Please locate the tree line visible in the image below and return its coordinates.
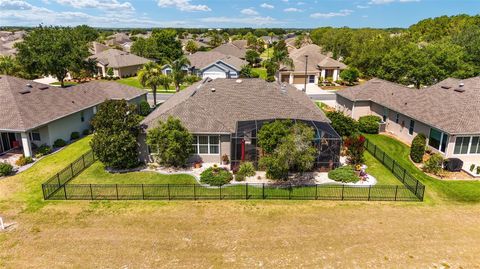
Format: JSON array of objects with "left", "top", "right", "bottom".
[{"left": 311, "top": 14, "right": 480, "bottom": 88}]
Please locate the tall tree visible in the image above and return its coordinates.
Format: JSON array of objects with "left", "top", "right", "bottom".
[
  {"left": 15, "top": 26, "right": 93, "bottom": 87},
  {"left": 170, "top": 56, "right": 191, "bottom": 92},
  {"left": 131, "top": 29, "right": 182, "bottom": 64},
  {"left": 0, "top": 56, "right": 19, "bottom": 75},
  {"left": 185, "top": 40, "right": 198, "bottom": 54},
  {"left": 138, "top": 62, "right": 163, "bottom": 106}
]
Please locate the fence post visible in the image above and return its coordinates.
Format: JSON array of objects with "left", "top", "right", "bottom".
[
  {"left": 90, "top": 184, "right": 93, "bottom": 200},
  {"left": 289, "top": 184, "right": 292, "bottom": 200},
  {"left": 368, "top": 185, "right": 371, "bottom": 201},
  {"left": 193, "top": 184, "right": 196, "bottom": 200},
  {"left": 245, "top": 183, "right": 248, "bottom": 200},
  {"left": 167, "top": 184, "right": 171, "bottom": 200},
  {"left": 142, "top": 184, "right": 145, "bottom": 200},
  {"left": 63, "top": 184, "right": 68, "bottom": 200},
  {"left": 116, "top": 184, "right": 119, "bottom": 200},
  {"left": 315, "top": 184, "right": 318, "bottom": 200},
  {"left": 382, "top": 151, "right": 385, "bottom": 163},
  {"left": 70, "top": 163, "right": 74, "bottom": 177},
  {"left": 341, "top": 185, "right": 345, "bottom": 200},
  {"left": 373, "top": 144, "right": 377, "bottom": 156},
  {"left": 57, "top": 173, "right": 61, "bottom": 186},
  {"left": 414, "top": 180, "right": 419, "bottom": 196},
  {"left": 219, "top": 185, "right": 222, "bottom": 200},
  {"left": 392, "top": 160, "right": 396, "bottom": 173},
  {"left": 82, "top": 155, "right": 86, "bottom": 168},
  {"left": 403, "top": 168, "right": 406, "bottom": 182},
  {"left": 262, "top": 183, "right": 265, "bottom": 199},
  {"left": 394, "top": 185, "right": 398, "bottom": 201}
]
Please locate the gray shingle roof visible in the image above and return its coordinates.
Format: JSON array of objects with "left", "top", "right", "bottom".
[
  {"left": 336, "top": 77, "right": 480, "bottom": 134},
  {"left": 0, "top": 75, "right": 147, "bottom": 132},
  {"left": 89, "top": 49, "right": 150, "bottom": 68},
  {"left": 187, "top": 51, "right": 247, "bottom": 71},
  {"left": 282, "top": 44, "right": 347, "bottom": 72},
  {"left": 142, "top": 78, "right": 330, "bottom": 133},
  {"left": 211, "top": 42, "right": 247, "bottom": 59}
]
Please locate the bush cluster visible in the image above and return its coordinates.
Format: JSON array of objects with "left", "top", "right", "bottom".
[
  {"left": 423, "top": 153, "right": 444, "bottom": 175},
  {"left": 325, "top": 111, "right": 359, "bottom": 137},
  {"left": 70, "top": 132, "right": 80, "bottom": 140},
  {"left": 35, "top": 144, "right": 52, "bottom": 158},
  {"left": 200, "top": 166, "right": 233, "bottom": 186},
  {"left": 238, "top": 162, "right": 256, "bottom": 177},
  {"left": 410, "top": 133, "right": 427, "bottom": 163},
  {"left": 53, "top": 139, "right": 67, "bottom": 148},
  {"left": 15, "top": 156, "right": 33, "bottom": 166},
  {"left": 0, "top": 163, "right": 13, "bottom": 176},
  {"left": 82, "top": 129, "right": 91, "bottom": 136},
  {"left": 328, "top": 166, "right": 359, "bottom": 183},
  {"left": 358, "top": 115, "right": 382, "bottom": 134},
  {"left": 137, "top": 101, "right": 151, "bottom": 116}
]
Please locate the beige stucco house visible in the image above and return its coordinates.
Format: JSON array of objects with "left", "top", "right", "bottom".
[
  {"left": 336, "top": 77, "right": 480, "bottom": 170},
  {"left": 0, "top": 75, "right": 147, "bottom": 158},
  {"left": 89, "top": 49, "right": 151, "bottom": 78},
  {"left": 277, "top": 44, "right": 347, "bottom": 86},
  {"left": 140, "top": 78, "right": 341, "bottom": 170}
]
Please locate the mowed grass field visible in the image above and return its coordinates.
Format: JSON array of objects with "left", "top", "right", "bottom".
[{"left": 1, "top": 136, "right": 480, "bottom": 267}]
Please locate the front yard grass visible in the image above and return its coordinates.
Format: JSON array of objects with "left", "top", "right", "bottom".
[
  {"left": 71, "top": 161, "right": 197, "bottom": 185},
  {"left": 364, "top": 133, "right": 480, "bottom": 203},
  {"left": 252, "top": 67, "right": 267, "bottom": 79},
  {"left": 116, "top": 76, "right": 188, "bottom": 92}
]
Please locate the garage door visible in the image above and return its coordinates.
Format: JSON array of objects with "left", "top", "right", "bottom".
[
  {"left": 293, "top": 75, "right": 307, "bottom": 84},
  {"left": 203, "top": 72, "right": 227, "bottom": 80}
]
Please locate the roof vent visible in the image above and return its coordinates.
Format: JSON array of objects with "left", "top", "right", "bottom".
[
  {"left": 454, "top": 88, "right": 465, "bottom": 93},
  {"left": 19, "top": 89, "right": 31, "bottom": 94},
  {"left": 459, "top": 82, "right": 465, "bottom": 87},
  {"left": 26, "top": 84, "right": 32, "bottom": 88},
  {"left": 280, "top": 83, "right": 287, "bottom": 94},
  {"left": 39, "top": 86, "right": 49, "bottom": 90},
  {"left": 211, "top": 88, "right": 216, "bottom": 92},
  {"left": 236, "top": 79, "right": 242, "bottom": 83},
  {"left": 441, "top": 85, "right": 451, "bottom": 89}
]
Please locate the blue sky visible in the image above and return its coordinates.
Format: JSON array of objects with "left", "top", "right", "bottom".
[{"left": 0, "top": 0, "right": 479, "bottom": 28}]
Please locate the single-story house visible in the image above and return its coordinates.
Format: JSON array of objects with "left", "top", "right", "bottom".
[
  {"left": 278, "top": 44, "right": 347, "bottom": 85},
  {"left": 180, "top": 39, "right": 210, "bottom": 52},
  {"left": 186, "top": 51, "right": 247, "bottom": 79},
  {"left": 140, "top": 78, "right": 341, "bottom": 170},
  {"left": 0, "top": 75, "right": 147, "bottom": 158},
  {"left": 336, "top": 77, "right": 480, "bottom": 168},
  {"left": 211, "top": 41, "right": 247, "bottom": 59},
  {"left": 89, "top": 49, "right": 151, "bottom": 78}
]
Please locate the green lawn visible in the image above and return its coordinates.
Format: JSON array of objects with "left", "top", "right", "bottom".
[
  {"left": 364, "top": 152, "right": 402, "bottom": 185},
  {"left": 260, "top": 47, "right": 274, "bottom": 60},
  {"left": 116, "top": 76, "right": 188, "bottom": 92},
  {"left": 71, "top": 161, "right": 197, "bottom": 185},
  {"left": 50, "top": 81, "right": 78, "bottom": 87},
  {"left": 364, "top": 134, "right": 480, "bottom": 203},
  {"left": 252, "top": 67, "right": 267, "bottom": 79}
]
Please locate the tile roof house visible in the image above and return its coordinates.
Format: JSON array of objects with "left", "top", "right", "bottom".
[
  {"left": 0, "top": 75, "right": 147, "bottom": 158},
  {"left": 278, "top": 44, "right": 347, "bottom": 86},
  {"left": 336, "top": 77, "right": 480, "bottom": 171},
  {"left": 88, "top": 49, "right": 151, "bottom": 78},
  {"left": 140, "top": 78, "right": 341, "bottom": 169}
]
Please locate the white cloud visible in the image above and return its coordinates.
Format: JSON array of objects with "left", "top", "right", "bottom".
[
  {"left": 356, "top": 5, "right": 369, "bottom": 8},
  {"left": 157, "top": 0, "right": 211, "bottom": 12},
  {"left": 297, "top": 1, "right": 305, "bottom": 5},
  {"left": 0, "top": 0, "right": 38, "bottom": 10},
  {"left": 284, "top": 7, "right": 302, "bottom": 12},
  {"left": 310, "top": 9, "right": 353, "bottom": 18},
  {"left": 369, "top": 0, "right": 419, "bottom": 4},
  {"left": 260, "top": 3, "right": 274, "bottom": 9},
  {"left": 55, "top": 0, "right": 134, "bottom": 11},
  {"left": 200, "top": 16, "right": 278, "bottom": 26},
  {"left": 241, "top": 8, "right": 258, "bottom": 16}
]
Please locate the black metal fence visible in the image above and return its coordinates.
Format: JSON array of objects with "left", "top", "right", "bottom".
[
  {"left": 364, "top": 139, "right": 425, "bottom": 201},
  {"left": 41, "top": 140, "right": 425, "bottom": 201}
]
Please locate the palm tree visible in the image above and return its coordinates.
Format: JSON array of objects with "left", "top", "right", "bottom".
[
  {"left": 138, "top": 62, "right": 163, "bottom": 106},
  {"left": 158, "top": 74, "right": 172, "bottom": 92},
  {"left": 271, "top": 49, "right": 294, "bottom": 69},
  {"left": 170, "top": 56, "right": 191, "bottom": 92}
]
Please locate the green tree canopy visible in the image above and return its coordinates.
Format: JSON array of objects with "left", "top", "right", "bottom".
[
  {"left": 131, "top": 29, "right": 182, "bottom": 64},
  {"left": 138, "top": 62, "right": 163, "bottom": 106}
]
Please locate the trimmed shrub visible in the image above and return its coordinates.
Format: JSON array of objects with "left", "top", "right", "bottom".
[
  {"left": 477, "top": 166, "right": 480, "bottom": 175},
  {"left": 423, "top": 153, "right": 444, "bottom": 176},
  {"left": 238, "top": 162, "right": 256, "bottom": 177},
  {"left": 137, "top": 101, "right": 151, "bottom": 116},
  {"left": 410, "top": 133, "right": 427, "bottom": 163},
  {"left": 235, "top": 173, "right": 246, "bottom": 182},
  {"left": 15, "top": 156, "right": 33, "bottom": 166},
  {"left": 200, "top": 166, "right": 233, "bottom": 186},
  {"left": 70, "top": 132, "right": 80, "bottom": 140},
  {"left": 358, "top": 115, "right": 382, "bottom": 134},
  {"left": 328, "top": 166, "right": 359, "bottom": 183},
  {"left": 325, "top": 111, "right": 359, "bottom": 137},
  {"left": 0, "top": 163, "right": 13, "bottom": 176},
  {"left": 35, "top": 144, "right": 52, "bottom": 158},
  {"left": 53, "top": 139, "right": 67, "bottom": 148},
  {"left": 259, "top": 155, "right": 289, "bottom": 180},
  {"left": 82, "top": 129, "right": 91, "bottom": 136},
  {"left": 344, "top": 134, "right": 366, "bottom": 166}
]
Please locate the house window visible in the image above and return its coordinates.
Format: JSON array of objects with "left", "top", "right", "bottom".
[
  {"left": 308, "top": 75, "right": 315, "bottom": 83},
  {"left": 192, "top": 135, "right": 220, "bottom": 155},
  {"left": 408, "top": 120, "right": 415, "bottom": 135},
  {"left": 80, "top": 111, "right": 85, "bottom": 122},
  {"left": 454, "top": 136, "right": 480, "bottom": 155},
  {"left": 395, "top": 113, "right": 400, "bottom": 124},
  {"left": 428, "top": 128, "right": 448, "bottom": 153},
  {"left": 29, "top": 132, "right": 41, "bottom": 141}
]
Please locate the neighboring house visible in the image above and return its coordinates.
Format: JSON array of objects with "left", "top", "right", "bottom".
[
  {"left": 278, "top": 44, "right": 347, "bottom": 85},
  {"left": 89, "top": 49, "right": 151, "bottom": 78},
  {"left": 260, "top": 35, "right": 280, "bottom": 45},
  {"left": 336, "top": 77, "right": 480, "bottom": 170},
  {"left": 89, "top": 41, "right": 110, "bottom": 55},
  {"left": 186, "top": 51, "right": 247, "bottom": 79},
  {"left": 211, "top": 41, "right": 247, "bottom": 59},
  {"left": 0, "top": 39, "right": 21, "bottom": 57},
  {"left": 140, "top": 78, "right": 341, "bottom": 169},
  {"left": 0, "top": 75, "right": 147, "bottom": 158},
  {"left": 105, "top": 32, "right": 131, "bottom": 47}
]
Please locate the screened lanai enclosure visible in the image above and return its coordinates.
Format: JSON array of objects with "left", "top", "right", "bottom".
[{"left": 230, "top": 119, "right": 342, "bottom": 171}]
